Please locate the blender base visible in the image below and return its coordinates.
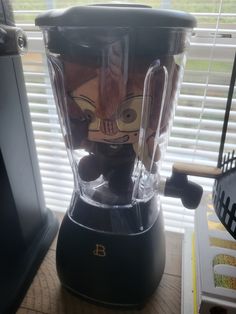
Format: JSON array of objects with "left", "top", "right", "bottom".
[{"left": 56, "top": 197, "right": 166, "bottom": 307}]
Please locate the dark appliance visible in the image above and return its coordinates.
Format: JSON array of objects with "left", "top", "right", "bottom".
[
  {"left": 36, "top": 4, "right": 200, "bottom": 307},
  {"left": 0, "top": 1, "right": 58, "bottom": 313}
]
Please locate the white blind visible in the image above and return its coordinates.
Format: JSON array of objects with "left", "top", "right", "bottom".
[{"left": 12, "top": 0, "right": 236, "bottom": 232}]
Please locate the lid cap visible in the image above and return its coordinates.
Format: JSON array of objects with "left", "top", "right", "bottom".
[{"left": 35, "top": 5, "right": 196, "bottom": 28}]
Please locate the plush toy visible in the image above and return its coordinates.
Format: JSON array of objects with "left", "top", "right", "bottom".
[{"left": 51, "top": 37, "right": 179, "bottom": 198}]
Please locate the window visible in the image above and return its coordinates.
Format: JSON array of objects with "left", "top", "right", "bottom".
[{"left": 12, "top": 0, "right": 236, "bottom": 232}]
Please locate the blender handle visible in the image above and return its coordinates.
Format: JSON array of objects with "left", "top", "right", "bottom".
[
  {"left": 162, "top": 163, "right": 222, "bottom": 209},
  {"left": 162, "top": 162, "right": 222, "bottom": 209},
  {"left": 172, "top": 162, "right": 222, "bottom": 178}
]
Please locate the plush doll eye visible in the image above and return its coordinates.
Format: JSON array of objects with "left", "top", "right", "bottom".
[
  {"left": 117, "top": 96, "right": 142, "bottom": 132},
  {"left": 72, "top": 96, "right": 100, "bottom": 131},
  {"left": 84, "top": 109, "right": 96, "bottom": 123},
  {"left": 120, "top": 108, "right": 137, "bottom": 124}
]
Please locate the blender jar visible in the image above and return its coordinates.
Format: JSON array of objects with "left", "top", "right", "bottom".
[
  {"left": 37, "top": 6, "right": 194, "bottom": 209},
  {"left": 36, "top": 5, "right": 196, "bottom": 306}
]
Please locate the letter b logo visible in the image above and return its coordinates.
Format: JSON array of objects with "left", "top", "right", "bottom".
[{"left": 93, "top": 244, "right": 106, "bottom": 257}]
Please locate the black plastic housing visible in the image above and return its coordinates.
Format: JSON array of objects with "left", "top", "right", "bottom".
[
  {"left": 56, "top": 196, "right": 166, "bottom": 307},
  {"left": 0, "top": 1, "right": 59, "bottom": 313}
]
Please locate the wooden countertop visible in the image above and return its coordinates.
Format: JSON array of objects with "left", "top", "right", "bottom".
[{"left": 17, "top": 213, "right": 183, "bottom": 314}]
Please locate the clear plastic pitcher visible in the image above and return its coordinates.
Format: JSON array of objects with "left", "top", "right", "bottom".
[{"left": 36, "top": 5, "right": 196, "bottom": 234}]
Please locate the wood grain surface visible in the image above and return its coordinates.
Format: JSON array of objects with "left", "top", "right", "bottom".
[{"left": 17, "top": 213, "right": 183, "bottom": 314}]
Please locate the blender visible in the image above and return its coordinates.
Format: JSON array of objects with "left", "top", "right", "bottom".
[{"left": 36, "top": 4, "right": 198, "bottom": 307}]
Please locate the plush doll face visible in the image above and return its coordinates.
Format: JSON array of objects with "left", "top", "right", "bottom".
[
  {"left": 63, "top": 53, "right": 177, "bottom": 149},
  {"left": 63, "top": 39, "right": 155, "bottom": 145},
  {"left": 71, "top": 74, "right": 144, "bottom": 144}
]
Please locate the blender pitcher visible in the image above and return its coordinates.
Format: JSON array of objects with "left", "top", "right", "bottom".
[{"left": 36, "top": 5, "right": 196, "bottom": 306}]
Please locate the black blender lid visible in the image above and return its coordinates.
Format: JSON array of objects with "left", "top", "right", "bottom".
[
  {"left": 35, "top": 4, "right": 196, "bottom": 28},
  {"left": 36, "top": 4, "right": 196, "bottom": 58}
]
